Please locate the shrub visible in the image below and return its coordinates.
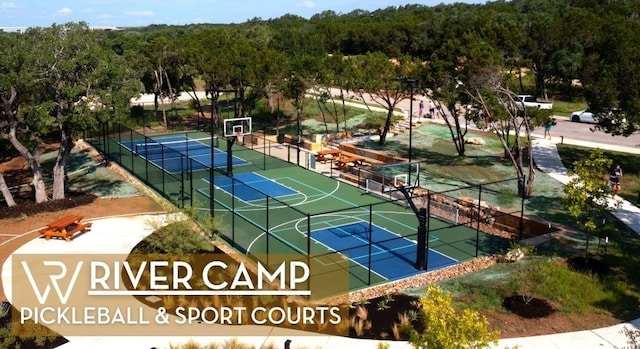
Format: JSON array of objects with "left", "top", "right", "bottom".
[
  {"left": 133, "top": 219, "right": 215, "bottom": 254},
  {"left": 408, "top": 285, "right": 499, "bottom": 349}
]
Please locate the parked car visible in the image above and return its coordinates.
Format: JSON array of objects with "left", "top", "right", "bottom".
[
  {"left": 514, "top": 95, "right": 553, "bottom": 110},
  {"left": 570, "top": 109, "right": 625, "bottom": 125}
]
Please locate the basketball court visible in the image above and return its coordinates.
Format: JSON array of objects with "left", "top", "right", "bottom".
[{"left": 88, "top": 116, "right": 511, "bottom": 291}]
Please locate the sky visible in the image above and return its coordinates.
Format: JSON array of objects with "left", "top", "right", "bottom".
[{"left": 0, "top": 0, "right": 486, "bottom": 29}]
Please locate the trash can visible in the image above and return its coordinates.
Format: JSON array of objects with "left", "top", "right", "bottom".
[
  {"left": 277, "top": 134, "right": 285, "bottom": 144},
  {"left": 309, "top": 154, "right": 316, "bottom": 170}
]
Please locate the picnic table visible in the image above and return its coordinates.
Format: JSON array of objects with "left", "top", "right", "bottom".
[
  {"left": 335, "top": 156, "right": 366, "bottom": 170},
  {"left": 39, "top": 215, "right": 92, "bottom": 242},
  {"left": 316, "top": 149, "right": 341, "bottom": 163}
]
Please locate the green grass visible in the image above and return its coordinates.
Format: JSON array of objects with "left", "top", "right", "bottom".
[
  {"left": 434, "top": 247, "right": 640, "bottom": 321},
  {"left": 551, "top": 99, "right": 588, "bottom": 117}
]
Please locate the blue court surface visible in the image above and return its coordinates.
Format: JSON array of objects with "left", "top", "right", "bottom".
[
  {"left": 310, "top": 221, "right": 459, "bottom": 281},
  {"left": 120, "top": 136, "right": 248, "bottom": 173},
  {"left": 204, "top": 172, "right": 297, "bottom": 202}
]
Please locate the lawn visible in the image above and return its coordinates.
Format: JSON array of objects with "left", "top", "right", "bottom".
[{"left": 558, "top": 144, "right": 640, "bottom": 206}]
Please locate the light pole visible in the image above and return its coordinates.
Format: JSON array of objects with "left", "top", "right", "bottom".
[
  {"left": 233, "top": 63, "right": 246, "bottom": 117},
  {"left": 397, "top": 77, "right": 417, "bottom": 162}
]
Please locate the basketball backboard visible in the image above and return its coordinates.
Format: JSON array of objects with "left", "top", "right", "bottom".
[
  {"left": 365, "top": 161, "right": 420, "bottom": 194},
  {"left": 223, "top": 117, "right": 252, "bottom": 138}
]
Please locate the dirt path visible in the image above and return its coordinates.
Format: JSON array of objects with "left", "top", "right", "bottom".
[{"left": 0, "top": 195, "right": 163, "bottom": 302}]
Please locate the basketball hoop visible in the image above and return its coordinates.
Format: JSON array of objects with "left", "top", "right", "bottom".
[{"left": 235, "top": 131, "right": 244, "bottom": 144}]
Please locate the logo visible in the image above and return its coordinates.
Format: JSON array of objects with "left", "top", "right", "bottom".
[
  {"left": 21, "top": 260, "right": 83, "bottom": 304},
  {"left": 12, "top": 254, "right": 349, "bottom": 337}
]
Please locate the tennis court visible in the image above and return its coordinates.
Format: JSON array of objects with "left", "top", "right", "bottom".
[
  {"left": 120, "top": 135, "right": 248, "bottom": 173},
  {"left": 192, "top": 163, "right": 508, "bottom": 289},
  {"left": 90, "top": 124, "right": 512, "bottom": 291}
]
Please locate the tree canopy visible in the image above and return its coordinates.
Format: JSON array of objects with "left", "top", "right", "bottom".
[{"left": 2, "top": 0, "right": 640, "bottom": 204}]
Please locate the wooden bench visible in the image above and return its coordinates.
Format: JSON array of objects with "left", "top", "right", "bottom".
[
  {"left": 316, "top": 149, "right": 341, "bottom": 163},
  {"left": 40, "top": 215, "right": 92, "bottom": 242}
]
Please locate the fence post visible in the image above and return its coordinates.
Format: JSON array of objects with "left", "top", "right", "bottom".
[
  {"left": 475, "top": 184, "right": 482, "bottom": 257},
  {"left": 266, "top": 197, "right": 270, "bottom": 264},
  {"left": 368, "top": 205, "right": 373, "bottom": 286},
  {"left": 519, "top": 175, "right": 526, "bottom": 241}
]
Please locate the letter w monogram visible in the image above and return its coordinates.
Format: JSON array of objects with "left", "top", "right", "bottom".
[{"left": 21, "top": 261, "right": 84, "bottom": 305}]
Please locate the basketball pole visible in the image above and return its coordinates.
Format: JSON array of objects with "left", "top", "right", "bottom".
[
  {"left": 226, "top": 136, "right": 236, "bottom": 177},
  {"left": 396, "top": 185, "right": 427, "bottom": 270}
]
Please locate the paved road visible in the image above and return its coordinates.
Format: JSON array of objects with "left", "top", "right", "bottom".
[
  {"left": 545, "top": 117, "right": 640, "bottom": 150},
  {"left": 323, "top": 87, "right": 640, "bottom": 151}
]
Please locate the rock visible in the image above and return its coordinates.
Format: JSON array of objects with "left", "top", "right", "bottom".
[
  {"left": 499, "top": 248, "right": 525, "bottom": 263},
  {"left": 465, "top": 137, "right": 485, "bottom": 145}
]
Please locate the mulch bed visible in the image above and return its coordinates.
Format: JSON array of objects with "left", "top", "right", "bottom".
[
  {"left": 0, "top": 193, "right": 98, "bottom": 220},
  {"left": 502, "top": 296, "right": 555, "bottom": 319}
]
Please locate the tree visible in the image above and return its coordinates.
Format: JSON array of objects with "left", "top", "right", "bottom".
[
  {"left": 252, "top": 47, "right": 290, "bottom": 135},
  {"left": 283, "top": 57, "right": 317, "bottom": 144},
  {"left": 355, "top": 52, "right": 416, "bottom": 145},
  {"left": 563, "top": 148, "right": 620, "bottom": 259},
  {"left": 469, "top": 82, "right": 547, "bottom": 198},
  {"left": 421, "top": 33, "right": 504, "bottom": 157},
  {"left": 28, "top": 23, "right": 140, "bottom": 200},
  {"left": 190, "top": 27, "right": 237, "bottom": 132},
  {"left": 580, "top": 13, "right": 640, "bottom": 136},
  {"left": 408, "top": 285, "right": 499, "bottom": 349},
  {"left": 420, "top": 51, "right": 471, "bottom": 157},
  {"left": 0, "top": 173, "right": 16, "bottom": 207},
  {"left": 0, "top": 31, "right": 49, "bottom": 203}
]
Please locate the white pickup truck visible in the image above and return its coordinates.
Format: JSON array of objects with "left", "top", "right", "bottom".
[{"left": 514, "top": 94, "right": 553, "bottom": 110}]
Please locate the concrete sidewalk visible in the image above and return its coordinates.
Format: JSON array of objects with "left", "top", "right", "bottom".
[{"left": 532, "top": 136, "right": 640, "bottom": 234}]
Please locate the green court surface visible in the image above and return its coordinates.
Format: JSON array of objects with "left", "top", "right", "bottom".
[
  {"left": 90, "top": 127, "right": 511, "bottom": 292},
  {"left": 189, "top": 153, "right": 510, "bottom": 291}
]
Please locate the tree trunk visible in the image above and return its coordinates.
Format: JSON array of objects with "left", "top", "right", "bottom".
[
  {"left": 378, "top": 109, "right": 394, "bottom": 145},
  {"left": 163, "top": 69, "right": 177, "bottom": 120},
  {"left": 523, "top": 141, "right": 536, "bottom": 198},
  {"left": 315, "top": 97, "right": 329, "bottom": 134},
  {"left": 5, "top": 127, "right": 48, "bottom": 203},
  {"left": 52, "top": 128, "right": 74, "bottom": 200},
  {"left": 339, "top": 89, "right": 348, "bottom": 137},
  {"left": 266, "top": 82, "right": 276, "bottom": 114},
  {"left": 441, "top": 104, "right": 466, "bottom": 156},
  {"left": 0, "top": 173, "right": 16, "bottom": 207},
  {"left": 2, "top": 87, "right": 47, "bottom": 203}
]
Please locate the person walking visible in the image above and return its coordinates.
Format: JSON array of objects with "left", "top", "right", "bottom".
[
  {"left": 419, "top": 100, "right": 425, "bottom": 118},
  {"left": 429, "top": 100, "right": 436, "bottom": 118},
  {"left": 608, "top": 164, "right": 623, "bottom": 196},
  {"left": 544, "top": 118, "right": 556, "bottom": 139}
]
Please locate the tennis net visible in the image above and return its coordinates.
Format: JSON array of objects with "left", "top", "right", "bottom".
[{"left": 133, "top": 137, "right": 216, "bottom": 157}]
